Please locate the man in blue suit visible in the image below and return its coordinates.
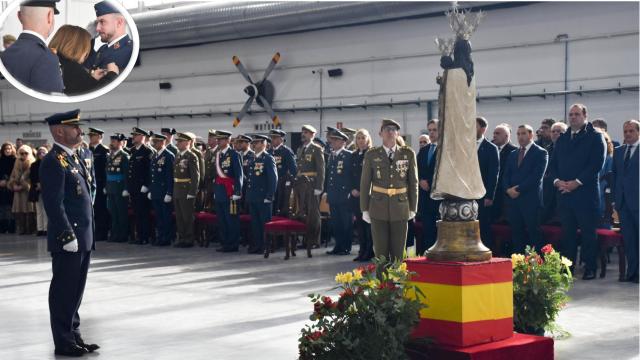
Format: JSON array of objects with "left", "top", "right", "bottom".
[
  {"left": 214, "top": 130, "right": 243, "bottom": 252},
  {"left": 40, "top": 109, "right": 100, "bottom": 357},
  {"left": 246, "top": 135, "right": 277, "bottom": 255},
  {"left": 503, "top": 125, "right": 548, "bottom": 254},
  {"left": 326, "top": 130, "right": 354, "bottom": 256},
  {"left": 417, "top": 119, "right": 441, "bottom": 254},
  {"left": 1, "top": 0, "right": 64, "bottom": 94},
  {"left": 612, "top": 120, "right": 639, "bottom": 283},
  {"left": 83, "top": 1, "right": 133, "bottom": 72},
  {"left": 476, "top": 117, "right": 500, "bottom": 250},
  {"left": 148, "top": 133, "right": 175, "bottom": 246},
  {"left": 549, "top": 104, "right": 606, "bottom": 280}
]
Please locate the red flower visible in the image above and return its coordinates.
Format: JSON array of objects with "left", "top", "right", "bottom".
[
  {"left": 536, "top": 256, "right": 544, "bottom": 265},
  {"left": 307, "top": 331, "right": 323, "bottom": 341},
  {"left": 541, "top": 244, "right": 553, "bottom": 254},
  {"left": 340, "top": 288, "right": 354, "bottom": 298},
  {"left": 358, "top": 264, "right": 377, "bottom": 274},
  {"left": 378, "top": 281, "right": 397, "bottom": 291},
  {"left": 313, "top": 301, "right": 322, "bottom": 313}
]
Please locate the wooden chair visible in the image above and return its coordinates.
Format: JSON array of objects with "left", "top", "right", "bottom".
[
  {"left": 264, "top": 219, "right": 308, "bottom": 260},
  {"left": 596, "top": 228, "right": 625, "bottom": 280},
  {"left": 194, "top": 211, "right": 217, "bottom": 247}
]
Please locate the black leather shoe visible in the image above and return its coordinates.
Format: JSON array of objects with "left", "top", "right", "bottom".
[
  {"left": 338, "top": 250, "right": 351, "bottom": 256},
  {"left": 76, "top": 339, "right": 100, "bottom": 353},
  {"left": 353, "top": 256, "right": 363, "bottom": 262},
  {"left": 582, "top": 270, "right": 596, "bottom": 280},
  {"left": 326, "top": 249, "right": 339, "bottom": 255},
  {"left": 54, "top": 344, "right": 87, "bottom": 357}
]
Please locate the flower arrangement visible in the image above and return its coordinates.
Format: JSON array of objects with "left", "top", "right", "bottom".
[
  {"left": 298, "top": 258, "right": 427, "bottom": 360},
  {"left": 512, "top": 244, "right": 573, "bottom": 336}
]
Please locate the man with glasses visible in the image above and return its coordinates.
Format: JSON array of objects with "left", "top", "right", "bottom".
[
  {"left": 536, "top": 118, "right": 555, "bottom": 153},
  {"left": 360, "top": 119, "right": 418, "bottom": 262},
  {"left": 549, "top": 104, "right": 606, "bottom": 280}
]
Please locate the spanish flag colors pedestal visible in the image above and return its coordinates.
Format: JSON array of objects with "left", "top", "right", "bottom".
[{"left": 405, "top": 257, "right": 514, "bottom": 347}]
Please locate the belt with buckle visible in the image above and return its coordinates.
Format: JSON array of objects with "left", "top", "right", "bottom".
[
  {"left": 298, "top": 172, "right": 317, "bottom": 177},
  {"left": 174, "top": 178, "right": 191, "bottom": 183},
  {"left": 372, "top": 185, "right": 407, "bottom": 196}
]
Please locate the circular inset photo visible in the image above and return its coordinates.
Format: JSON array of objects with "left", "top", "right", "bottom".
[{"left": 0, "top": 0, "right": 139, "bottom": 102}]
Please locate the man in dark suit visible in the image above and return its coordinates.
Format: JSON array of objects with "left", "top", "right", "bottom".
[
  {"left": 612, "top": 120, "right": 639, "bottom": 283},
  {"left": 83, "top": 1, "right": 133, "bottom": 72},
  {"left": 268, "top": 129, "right": 297, "bottom": 217},
  {"left": 88, "top": 128, "right": 109, "bottom": 242},
  {"left": 593, "top": 119, "right": 621, "bottom": 148},
  {"left": 127, "top": 127, "right": 155, "bottom": 245},
  {"left": 213, "top": 131, "right": 243, "bottom": 252},
  {"left": 492, "top": 123, "right": 517, "bottom": 225},
  {"left": 40, "top": 109, "right": 100, "bottom": 357},
  {"left": 503, "top": 125, "right": 548, "bottom": 253},
  {"left": 326, "top": 130, "right": 354, "bottom": 256},
  {"left": 535, "top": 118, "right": 555, "bottom": 154},
  {"left": 246, "top": 135, "right": 277, "bottom": 255},
  {"left": 149, "top": 133, "right": 175, "bottom": 246},
  {"left": 236, "top": 135, "right": 254, "bottom": 216},
  {"left": 417, "top": 119, "right": 441, "bottom": 254},
  {"left": 549, "top": 104, "right": 606, "bottom": 280},
  {"left": 1, "top": 0, "right": 64, "bottom": 93},
  {"left": 476, "top": 117, "right": 500, "bottom": 250}
]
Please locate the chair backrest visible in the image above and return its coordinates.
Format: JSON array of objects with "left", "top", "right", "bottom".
[{"left": 319, "top": 193, "right": 330, "bottom": 215}]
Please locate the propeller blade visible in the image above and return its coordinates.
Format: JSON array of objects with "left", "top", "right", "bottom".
[
  {"left": 232, "top": 55, "right": 254, "bottom": 84},
  {"left": 233, "top": 95, "right": 255, "bottom": 127},
  {"left": 261, "top": 52, "right": 281, "bottom": 82},
  {"left": 258, "top": 95, "right": 280, "bottom": 126}
]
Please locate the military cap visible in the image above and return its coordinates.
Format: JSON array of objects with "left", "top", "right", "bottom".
[
  {"left": 94, "top": 0, "right": 119, "bottom": 17},
  {"left": 175, "top": 132, "right": 193, "bottom": 142},
  {"left": 160, "top": 128, "right": 176, "bottom": 135},
  {"left": 131, "top": 127, "right": 149, "bottom": 136},
  {"left": 380, "top": 118, "right": 401, "bottom": 131},
  {"left": 151, "top": 133, "right": 167, "bottom": 141},
  {"left": 251, "top": 134, "right": 270, "bottom": 142},
  {"left": 236, "top": 135, "right": 252, "bottom": 143},
  {"left": 208, "top": 129, "right": 217, "bottom": 137},
  {"left": 110, "top": 133, "right": 126, "bottom": 141},
  {"left": 45, "top": 109, "right": 81, "bottom": 125},
  {"left": 184, "top": 132, "right": 197, "bottom": 141},
  {"left": 329, "top": 130, "right": 348, "bottom": 141},
  {"left": 302, "top": 125, "right": 317, "bottom": 133},
  {"left": 342, "top": 127, "right": 357, "bottom": 135},
  {"left": 215, "top": 130, "right": 232, "bottom": 139},
  {"left": 325, "top": 126, "right": 339, "bottom": 135},
  {"left": 87, "top": 127, "right": 104, "bottom": 136},
  {"left": 22, "top": 0, "right": 60, "bottom": 15},
  {"left": 269, "top": 129, "right": 286, "bottom": 137},
  {"left": 313, "top": 137, "right": 327, "bottom": 148}
]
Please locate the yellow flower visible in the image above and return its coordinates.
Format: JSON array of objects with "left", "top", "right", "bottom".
[
  {"left": 366, "top": 279, "right": 379, "bottom": 288},
  {"left": 352, "top": 269, "right": 363, "bottom": 281},
  {"left": 335, "top": 272, "right": 353, "bottom": 284},
  {"left": 398, "top": 262, "right": 408, "bottom": 274},
  {"left": 511, "top": 254, "right": 525, "bottom": 269},
  {"left": 561, "top": 257, "right": 573, "bottom": 268}
]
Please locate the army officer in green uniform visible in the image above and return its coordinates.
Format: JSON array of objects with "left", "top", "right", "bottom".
[
  {"left": 360, "top": 119, "right": 418, "bottom": 262},
  {"left": 173, "top": 132, "right": 200, "bottom": 247}
]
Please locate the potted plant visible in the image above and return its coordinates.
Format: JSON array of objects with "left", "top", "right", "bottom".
[
  {"left": 298, "top": 258, "right": 427, "bottom": 360},
  {"left": 512, "top": 244, "right": 573, "bottom": 336}
]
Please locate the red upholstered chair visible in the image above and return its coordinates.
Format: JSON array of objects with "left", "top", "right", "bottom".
[
  {"left": 491, "top": 223, "right": 512, "bottom": 256},
  {"left": 596, "top": 228, "right": 625, "bottom": 280},
  {"left": 270, "top": 215, "right": 288, "bottom": 222},
  {"left": 194, "top": 211, "right": 218, "bottom": 247},
  {"left": 540, "top": 225, "right": 563, "bottom": 247},
  {"left": 239, "top": 214, "right": 252, "bottom": 247},
  {"left": 264, "top": 219, "right": 307, "bottom": 260}
]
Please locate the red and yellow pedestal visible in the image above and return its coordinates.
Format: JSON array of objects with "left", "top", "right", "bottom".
[{"left": 406, "top": 257, "right": 513, "bottom": 347}]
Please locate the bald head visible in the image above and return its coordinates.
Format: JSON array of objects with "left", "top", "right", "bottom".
[{"left": 18, "top": 6, "right": 55, "bottom": 38}]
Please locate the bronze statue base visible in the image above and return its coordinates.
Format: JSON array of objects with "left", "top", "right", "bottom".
[{"left": 425, "top": 220, "right": 492, "bottom": 262}]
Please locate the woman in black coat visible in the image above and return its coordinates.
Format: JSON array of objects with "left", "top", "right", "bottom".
[
  {"left": 49, "top": 25, "right": 119, "bottom": 96},
  {"left": 0, "top": 142, "right": 16, "bottom": 233},
  {"left": 29, "top": 147, "right": 48, "bottom": 236},
  {"left": 351, "top": 129, "right": 374, "bottom": 262}
]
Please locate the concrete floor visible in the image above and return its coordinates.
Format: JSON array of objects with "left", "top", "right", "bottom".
[{"left": 0, "top": 233, "right": 638, "bottom": 360}]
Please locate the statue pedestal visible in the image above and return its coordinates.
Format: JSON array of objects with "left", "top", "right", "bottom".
[{"left": 406, "top": 257, "right": 513, "bottom": 347}]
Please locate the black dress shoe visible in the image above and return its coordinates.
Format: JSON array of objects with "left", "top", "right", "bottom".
[
  {"left": 54, "top": 344, "right": 87, "bottom": 357},
  {"left": 326, "top": 249, "right": 340, "bottom": 255},
  {"left": 353, "top": 255, "right": 363, "bottom": 262},
  {"left": 76, "top": 339, "right": 100, "bottom": 353},
  {"left": 338, "top": 250, "right": 351, "bottom": 256},
  {"left": 582, "top": 270, "right": 596, "bottom": 280}
]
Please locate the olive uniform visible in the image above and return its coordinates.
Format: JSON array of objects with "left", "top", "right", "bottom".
[
  {"left": 173, "top": 133, "right": 200, "bottom": 247},
  {"left": 360, "top": 119, "right": 418, "bottom": 262},
  {"left": 203, "top": 130, "right": 218, "bottom": 211}
]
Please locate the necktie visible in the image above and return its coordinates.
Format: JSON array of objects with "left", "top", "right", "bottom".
[
  {"left": 517, "top": 146, "right": 526, "bottom": 167},
  {"left": 388, "top": 150, "right": 394, "bottom": 162},
  {"left": 624, "top": 145, "right": 633, "bottom": 169}
]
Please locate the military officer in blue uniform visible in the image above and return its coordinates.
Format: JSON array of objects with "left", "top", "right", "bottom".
[
  {"left": 106, "top": 133, "right": 130, "bottom": 243},
  {"left": 246, "top": 135, "right": 277, "bottom": 256},
  {"left": 236, "top": 134, "right": 254, "bottom": 215},
  {"left": 268, "top": 129, "right": 297, "bottom": 217},
  {"left": 83, "top": 1, "right": 133, "bottom": 72},
  {"left": 40, "top": 109, "right": 100, "bottom": 357},
  {"left": 1, "top": 0, "right": 64, "bottom": 94},
  {"left": 325, "top": 130, "right": 354, "bottom": 255},
  {"left": 127, "top": 127, "right": 155, "bottom": 245},
  {"left": 87, "top": 127, "right": 109, "bottom": 242},
  {"left": 76, "top": 142, "right": 97, "bottom": 202},
  {"left": 161, "top": 127, "right": 178, "bottom": 156},
  {"left": 213, "top": 130, "right": 243, "bottom": 252},
  {"left": 148, "top": 133, "right": 175, "bottom": 246}
]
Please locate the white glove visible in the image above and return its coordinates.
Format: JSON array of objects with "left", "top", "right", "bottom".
[
  {"left": 164, "top": 194, "right": 172, "bottom": 203},
  {"left": 63, "top": 239, "right": 78, "bottom": 252},
  {"left": 285, "top": 181, "right": 291, "bottom": 186},
  {"left": 264, "top": 199, "right": 272, "bottom": 203},
  {"left": 187, "top": 194, "right": 196, "bottom": 200},
  {"left": 122, "top": 190, "right": 129, "bottom": 197},
  {"left": 409, "top": 211, "right": 416, "bottom": 220},
  {"left": 147, "top": 193, "right": 152, "bottom": 200},
  {"left": 314, "top": 189, "right": 322, "bottom": 196},
  {"left": 362, "top": 211, "right": 371, "bottom": 224},
  {"left": 103, "top": 188, "right": 106, "bottom": 195},
  {"left": 231, "top": 195, "right": 241, "bottom": 201},
  {"left": 140, "top": 185, "right": 149, "bottom": 193}
]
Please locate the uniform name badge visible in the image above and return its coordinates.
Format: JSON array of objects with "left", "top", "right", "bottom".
[
  {"left": 337, "top": 160, "right": 343, "bottom": 174},
  {"left": 305, "top": 154, "right": 312, "bottom": 162},
  {"left": 396, "top": 159, "right": 409, "bottom": 178}
]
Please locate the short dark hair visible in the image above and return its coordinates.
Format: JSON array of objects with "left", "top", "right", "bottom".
[
  {"left": 623, "top": 119, "right": 640, "bottom": 132},
  {"left": 518, "top": 124, "right": 534, "bottom": 134},
  {"left": 541, "top": 118, "right": 555, "bottom": 127},
  {"left": 570, "top": 103, "right": 588, "bottom": 117},
  {"left": 427, "top": 119, "right": 439, "bottom": 126},
  {"left": 476, "top": 117, "right": 488, "bottom": 128},
  {"left": 592, "top": 118, "right": 608, "bottom": 130}
]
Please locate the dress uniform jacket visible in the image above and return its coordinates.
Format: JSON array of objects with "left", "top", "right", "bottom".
[
  {"left": 173, "top": 149, "right": 200, "bottom": 245},
  {"left": 89, "top": 143, "right": 109, "bottom": 241},
  {"left": 106, "top": 149, "right": 129, "bottom": 242},
  {"left": 269, "top": 144, "right": 297, "bottom": 216},
  {"left": 214, "top": 146, "right": 243, "bottom": 251},
  {"left": 240, "top": 149, "right": 255, "bottom": 214},
  {"left": 127, "top": 144, "right": 155, "bottom": 243},
  {"left": 326, "top": 148, "right": 354, "bottom": 253},
  {"left": 150, "top": 148, "right": 175, "bottom": 245},
  {"left": 293, "top": 142, "right": 325, "bottom": 247},
  {"left": 166, "top": 143, "right": 178, "bottom": 156},
  {"left": 203, "top": 146, "right": 218, "bottom": 210},
  {"left": 1, "top": 32, "right": 64, "bottom": 93},
  {"left": 84, "top": 34, "right": 133, "bottom": 71},
  {"left": 246, "top": 151, "right": 277, "bottom": 252}
]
